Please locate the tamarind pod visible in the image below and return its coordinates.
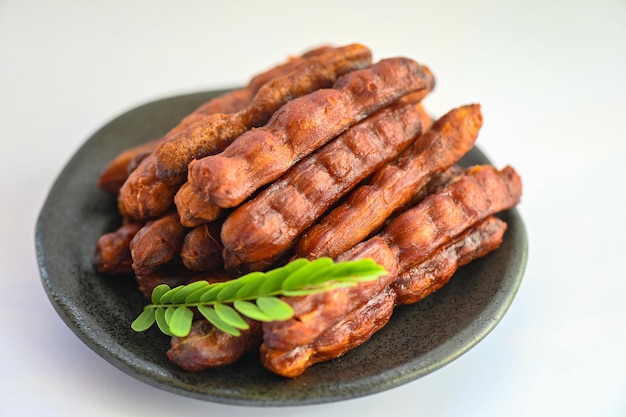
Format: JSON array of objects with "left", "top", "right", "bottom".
[
  {"left": 117, "top": 155, "right": 183, "bottom": 220},
  {"left": 261, "top": 287, "right": 396, "bottom": 378},
  {"left": 219, "top": 99, "right": 431, "bottom": 274},
  {"left": 262, "top": 236, "right": 399, "bottom": 351},
  {"left": 129, "top": 212, "right": 188, "bottom": 273},
  {"left": 295, "top": 104, "right": 482, "bottom": 260},
  {"left": 93, "top": 223, "right": 144, "bottom": 275},
  {"left": 97, "top": 139, "right": 160, "bottom": 194},
  {"left": 261, "top": 216, "right": 507, "bottom": 377},
  {"left": 162, "top": 45, "right": 335, "bottom": 138},
  {"left": 188, "top": 58, "right": 435, "bottom": 209},
  {"left": 174, "top": 182, "right": 224, "bottom": 227},
  {"left": 167, "top": 319, "right": 263, "bottom": 372},
  {"left": 392, "top": 215, "right": 507, "bottom": 305},
  {"left": 154, "top": 44, "right": 373, "bottom": 178},
  {"left": 245, "top": 45, "right": 335, "bottom": 93},
  {"left": 180, "top": 222, "right": 223, "bottom": 272},
  {"left": 385, "top": 165, "right": 521, "bottom": 272}
]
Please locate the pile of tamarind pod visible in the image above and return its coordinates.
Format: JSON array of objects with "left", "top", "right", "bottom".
[{"left": 93, "top": 42, "right": 522, "bottom": 377}]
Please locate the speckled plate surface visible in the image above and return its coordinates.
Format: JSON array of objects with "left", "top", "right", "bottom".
[{"left": 36, "top": 89, "right": 528, "bottom": 406}]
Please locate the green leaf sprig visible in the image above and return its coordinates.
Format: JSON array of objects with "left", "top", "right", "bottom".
[{"left": 131, "top": 257, "right": 386, "bottom": 338}]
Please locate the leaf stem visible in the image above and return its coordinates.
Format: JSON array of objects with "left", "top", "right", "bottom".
[{"left": 131, "top": 257, "right": 387, "bottom": 338}]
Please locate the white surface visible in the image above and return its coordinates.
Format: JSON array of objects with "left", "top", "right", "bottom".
[{"left": 1, "top": 0, "right": 625, "bottom": 416}]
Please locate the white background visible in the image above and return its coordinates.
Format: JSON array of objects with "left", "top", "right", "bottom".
[{"left": 2, "top": 0, "right": 625, "bottom": 416}]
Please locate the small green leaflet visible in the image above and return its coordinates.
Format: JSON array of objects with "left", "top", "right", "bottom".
[{"left": 131, "top": 257, "right": 386, "bottom": 338}]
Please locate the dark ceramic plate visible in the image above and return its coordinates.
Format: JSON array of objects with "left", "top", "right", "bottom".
[{"left": 36, "top": 89, "right": 528, "bottom": 407}]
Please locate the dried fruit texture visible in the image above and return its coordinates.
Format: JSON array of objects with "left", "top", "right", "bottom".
[
  {"left": 385, "top": 165, "right": 521, "bottom": 272},
  {"left": 100, "top": 85, "right": 253, "bottom": 199},
  {"left": 99, "top": 47, "right": 333, "bottom": 199},
  {"left": 261, "top": 287, "right": 396, "bottom": 378},
  {"left": 129, "top": 212, "right": 188, "bottom": 274},
  {"left": 261, "top": 164, "right": 521, "bottom": 354},
  {"left": 162, "top": 45, "right": 335, "bottom": 139},
  {"left": 261, "top": 216, "right": 507, "bottom": 377},
  {"left": 94, "top": 223, "right": 144, "bottom": 274},
  {"left": 405, "top": 164, "right": 466, "bottom": 208},
  {"left": 114, "top": 152, "right": 198, "bottom": 222},
  {"left": 154, "top": 44, "right": 373, "bottom": 179},
  {"left": 97, "top": 139, "right": 160, "bottom": 194},
  {"left": 100, "top": 63, "right": 313, "bottom": 197},
  {"left": 218, "top": 99, "right": 431, "bottom": 274},
  {"left": 168, "top": 319, "right": 263, "bottom": 371},
  {"left": 262, "top": 236, "right": 400, "bottom": 351},
  {"left": 180, "top": 223, "right": 223, "bottom": 272},
  {"left": 118, "top": 44, "right": 372, "bottom": 221},
  {"left": 173, "top": 98, "right": 427, "bottom": 233},
  {"left": 392, "top": 215, "right": 507, "bottom": 305},
  {"left": 187, "top": 57, "right": 435, "bottom": 210},
  {"left": 174, "top": 182, "right": 224, "bottom": 227},
  {"left": 296, "top": 104, "right": 483, "bottom": 260}
]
